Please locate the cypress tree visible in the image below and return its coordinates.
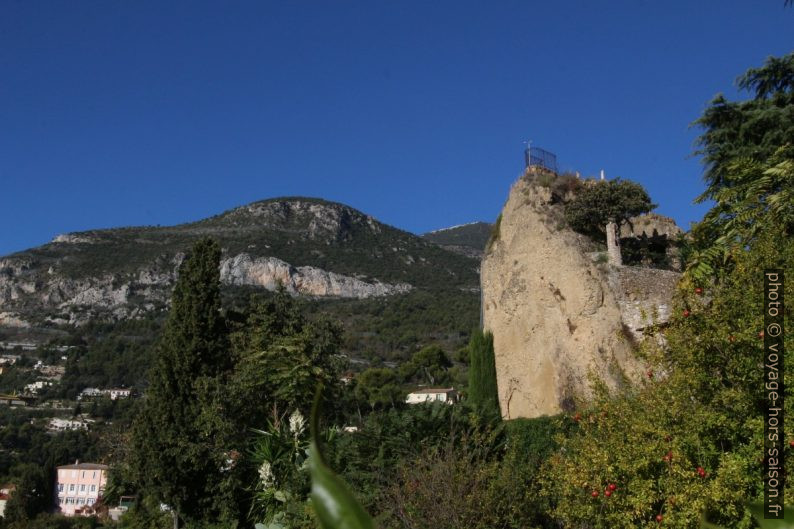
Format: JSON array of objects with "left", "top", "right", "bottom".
[
  {"left": 130, "top": 238, "right": 235, "bottom": 525},
  {"left": 467, "top": 329, "right": 500, "bottom": 417}
]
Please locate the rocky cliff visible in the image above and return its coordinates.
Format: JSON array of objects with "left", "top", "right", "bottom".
[
  {"left": 0, "top": 197, "right": 476, "bottom": 330},
  {"left": 481, "top": 174, "right": 680, "bottom": 419}
]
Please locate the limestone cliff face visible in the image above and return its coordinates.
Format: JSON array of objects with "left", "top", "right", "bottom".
[
  {"left": 219, "top": 254, "right": 412, "bottom": 298},
  {"left": 481, "top": 176, "right": 679, "bottom": 419},
  {"left": 0, "top": 253, "right": 412, "bottom": 328}
]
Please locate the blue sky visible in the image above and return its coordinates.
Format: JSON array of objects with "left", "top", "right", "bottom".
[{"left": 1, "top": 1, "right": 792, "bottom": 256}]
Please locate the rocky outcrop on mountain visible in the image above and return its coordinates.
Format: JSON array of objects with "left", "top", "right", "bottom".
[
  {"left": 226, "top": 199, "right": 383, "bottom": 241},
  {"left": 51, "top": 234, "right": 94, "bottom": 244},
  {"left": 220, "top": 254, "right": 412, "bottom": 297},
  {"left": 0, "top": 251, "right": 412, "bottom": 327},
  {"left": 481, "top": 174, "right": 680, "bottom": 419}
]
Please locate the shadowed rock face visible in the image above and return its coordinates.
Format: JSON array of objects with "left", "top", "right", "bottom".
[{"left": 481, "top": 176, "right": 679, "bottom": 419}]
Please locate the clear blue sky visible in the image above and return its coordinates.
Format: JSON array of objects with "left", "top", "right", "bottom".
[{"left": 1, "top": 1, "right": 792, "bottom": 256}]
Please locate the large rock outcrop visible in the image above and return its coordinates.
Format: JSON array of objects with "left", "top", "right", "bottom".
[
  {"left": 481, "top": 174, "right": 679, "bottom": 419},
  {"left": 220, "top": 254, "right": 412, "bottom": 298},
  {"left": 0, "top": 253, "right": 412, "bottom": 327}
]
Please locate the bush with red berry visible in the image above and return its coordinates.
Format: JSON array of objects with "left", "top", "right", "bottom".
[{"left": 539, "top": 231, "right": 793, "bottom": 528}]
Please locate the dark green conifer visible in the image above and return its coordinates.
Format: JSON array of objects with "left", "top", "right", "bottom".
[
  {"left": 467, "top": 329, "right": 500, "bottom": 417},
  {"left": 130, "top": 238, "right": 235, "bottom": 525}
]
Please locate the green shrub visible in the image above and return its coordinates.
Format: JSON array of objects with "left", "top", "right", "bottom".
[
  {"left": 486, "top": 214, "right": 502, "bottom": 251},
  {"left": 535, "top": 172, "right": 556, "bottom": 188}
]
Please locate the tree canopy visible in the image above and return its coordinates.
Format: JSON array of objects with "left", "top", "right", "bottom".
[
  {"left": 686, "top": 52, "right": 794, "bottom": 282},
  {"left": 564, "top": 179, "right": 656, "bottom": 240}
]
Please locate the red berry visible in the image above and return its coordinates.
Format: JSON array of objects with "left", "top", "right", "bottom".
[
  {"left": 604, "top": 489, "right": 612, "bottom": 497},
  {"left": 697, "top": 466, "right": 704, "bottom": 473},
  {"left": 591, "top": 490, "right": 599, "bottom": 498},
  {"left": 789, "top": 440, "right": 794, "bottom": 448},
  {"left": 647, "top": 370, "right": 654, "bottom": 379},
  {"left": 608, "top": 483, "right": 617, "bottom": 491},
  {"left": 656, "top": 514, "right": 663, "bottom": 523},
  {"left": 683, "top": 309, "right": 690, "bottom": 317},
  {"left": 695, "top": 287, "right": 703, "bottom": 295}
]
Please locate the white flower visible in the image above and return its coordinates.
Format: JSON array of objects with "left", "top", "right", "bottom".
[
  {"left": 288, "top": 409, "right": 305, "bottom": 438},
  {"left": 258, "top": 461, "right": 275, "bottom": 488}
]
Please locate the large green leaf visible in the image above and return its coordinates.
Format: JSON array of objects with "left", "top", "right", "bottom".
[{"left": 309, "top": 387, "right": 375, "bottom": 529}]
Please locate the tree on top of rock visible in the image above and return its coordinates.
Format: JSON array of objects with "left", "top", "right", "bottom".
[{"left": 564, "top": 179, "right": 655, "bottom": 265}]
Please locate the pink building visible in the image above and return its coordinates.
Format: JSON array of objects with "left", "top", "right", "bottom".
[{"left": 54, "top": 462, "right": 108, "bottom": 516}]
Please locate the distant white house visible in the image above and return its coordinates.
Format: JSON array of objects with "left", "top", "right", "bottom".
[
  {"left": 49, "top": 418, "right": 93, "bottom": 432},
  {"left": 24, "top": 380, "right": 52, "bottom": 395},
  {"left": 78, "top": 387, "right": 132, "bottom": 400},
  {"left": 108, "top": 388, "right": 131, "bottom": 400},
  {"left": 405, "top": 388, "right": 459, "bottom": 405},
  {"left": 78, "top": 388, "right": 104, "bottom": 400}
]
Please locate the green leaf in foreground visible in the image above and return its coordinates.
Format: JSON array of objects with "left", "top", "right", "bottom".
[{"left": 309, "top": 387, "right": 375, "bottom": 529}]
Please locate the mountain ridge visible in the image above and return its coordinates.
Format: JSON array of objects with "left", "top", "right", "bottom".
[{"left": 0, "top": 197, "right": 479, "bottom": 331}]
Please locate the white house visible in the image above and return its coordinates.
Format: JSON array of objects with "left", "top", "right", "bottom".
[
  {"left": 24, "top": 380, "right": 51, "bottom": 395},
  {"left": 78, "top": 387, "right": 131, "bottom": 400},
  {"left": 49, "top": 418, "right": 93, "bottom": 432},
  {"left": 405, "top": 388, "right": 459, "bottom": 405},
  {"left": 108, "top": 388, "right": 131, "bottom": 400},
  {"left": 78, "top": 388, "right": 104, "bottom": 400}
]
